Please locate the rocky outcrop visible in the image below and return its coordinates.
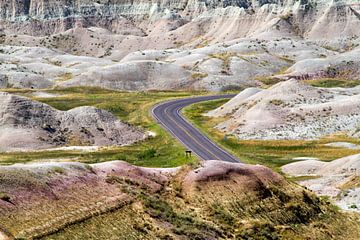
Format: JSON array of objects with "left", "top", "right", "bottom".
[
  {"left": 275, "top": 48, "right": 360, "bottom": 81},
  {"left": 0, "top": 92, "right": 145, "bottom": 152},
  {"left": 208, "top": 79, "right": 360, "bottom": 140},
  {"left": 0, "top": 0, "right": 359, "bottom": 40},
  {"left": 0, "top": 1, "right": 358, "bottom": 91},
  {"left": 282, "top": 153, "right": 360, "bottom": 211},
  {"left": 59, "top": 60, "right": 193, "bottom": 91}
]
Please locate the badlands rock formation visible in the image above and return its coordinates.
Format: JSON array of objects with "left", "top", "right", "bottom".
[
  {"left": 0, "top": 0, "right": 358, "bottom": 91},
  {"left": 0, "top": 92, "right": 145, "bottom": 152},
  {"left": 275, "top": 46, "right": 360, "bottom": 81},
  {"left": 208, "top": 79, "right": 360, "bottom": 140},
  {"left": 282, "top": 154, "right": 360, "bottom": 211},
  {"left": 1, "top": 37, "right": 354, "bottom": 91},
  {"left": 1, "top": 0, "right": 359, "bottom": 40}
]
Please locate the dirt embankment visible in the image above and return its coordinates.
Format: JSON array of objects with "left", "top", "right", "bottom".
[
  {"left": 208, "top": 79, "right": 360, "bottom": 140},
  {"left": 0, "top": 160, "right": 358, "bottom": 239},
  {"left": 0, "top": 92, "right": 145, "bottom": 152}
]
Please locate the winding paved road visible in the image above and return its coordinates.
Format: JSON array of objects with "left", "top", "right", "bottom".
[{"left": 152, "top": 95, "right": 240, "bottom": 163}]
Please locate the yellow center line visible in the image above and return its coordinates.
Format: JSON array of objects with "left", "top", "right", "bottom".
[{"left": 164, "top": 105, "right": 220, "bottom": 160}]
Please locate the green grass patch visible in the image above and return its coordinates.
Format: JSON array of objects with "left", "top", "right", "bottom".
[
  {"left": 306, "top": 78, "right": 360, "bottom": 88},
  {"left": 191, "top": 72, "right": 208, "bottom": 80},
  {"left": 183, "top": 99, "right": 360, "bottom": 172},
  {"left": 1, "top": 87, "right": 206, "bottom": 167},
  {"left": 256, "top": 77, "right": 283, "bottom": 86},
  {"left": 287, "top": 175, "right": 321, "bottom": 182}
]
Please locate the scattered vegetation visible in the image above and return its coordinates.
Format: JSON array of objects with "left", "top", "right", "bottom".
[
  {"left": 270, "top": 99, "right": 285, "bottom": 106},
  {"left": 209, "top": 52, "right": 237, "bottom": 75},
  {"left": 1, "top": 89, "right": 359, "bottom": 240},
  {"left": 55, "top": 73, "right": 73, "bottom": 82},
  {"left": 280, "top": 12, "right": 293, "bottom": 21},
  {"left": 306, "top": 78, "right": 360, "bottom": 88},
  {"left": 0, "top": 192, "right": 11, "bottom": 203},
  {"left": 37, "top": 164, "right": 360, "bottom": 240},
  {"left": 339, "top": 176, "right": 360, "bottom": 190},
  {"left": 220, "top": 84, "right": 246, "bottom": 92},
  {"left": 183, "top": 99, "right": 360, "bottom": 171},
  {"left": 191, "top": 72, "right": 208, "bottom": 80},
  {"left": 1, "top": 87, "right": 205, "bottom": 167},
  {"left": 256, "top": 76, "right": 284, "bottom": 87}
]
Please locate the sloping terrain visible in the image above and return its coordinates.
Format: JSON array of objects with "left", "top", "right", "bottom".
[
  {"left": 0, "top": 160, "right": 359, "bottom": 239},
  {"left": 1, "top": 37, "right": 356, "bottom": 91},
  {"left": 1, "top": 0, "right": 359, "bottom": 41},
  {"left": 0, "top": 92, "right": 145, "bottom": 152},
  {"left": 0, "top": 0, "right": 358, "bottom": 91},
  {"left": 0, "top": 1, "right": 359, "bottom": 238},
  {"left": 282, "top": 154, "right": 360, "bottom": 211},
  {"left": 275, "top": 47, "right": 360, "bottom": 81},
  {"left": 208, "top": 79, "right": 360, "bottom": 140}
]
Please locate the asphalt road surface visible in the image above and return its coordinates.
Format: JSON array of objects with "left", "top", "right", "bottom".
[{"left": 152, "top": 95, "right": 240, "bottom": 163}]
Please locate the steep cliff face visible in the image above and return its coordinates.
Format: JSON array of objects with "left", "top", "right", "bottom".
[{"left": 0, "top": 0, "right": 359, "bottom": 39}]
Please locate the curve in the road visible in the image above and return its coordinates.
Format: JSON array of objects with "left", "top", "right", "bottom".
[{"left": 152, "top": 95, "right": 240, "bottom": 163}]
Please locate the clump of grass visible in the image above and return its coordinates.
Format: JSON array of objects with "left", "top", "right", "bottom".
[
  {"left": 280, "top": 12, "right": 293, "bottom": 21},
  {"left": 255, "top": 77, "right": 283, "bottom": 87},
  {"left": 0, "top": 192, "right": 11, "bottom": 203},
  {"left": 210, "top": 203, "right": 235, "bottom": 225},
  {"left": 55, "top": 73, "right": 73, "bottom": 82},
  {"left": 141, "top": 194, "right": 217, "bottom": 238},
  {"left": 238, "top": 221, "right": 278, "bottom": 240},
  {"left": 338, "top": 176, "right": 360, "bottom": 190},
  {"left": 136, "top": 148, "right": 157, "bottom": 161},
  {"left": 191, "top": 72, "right": 208, "bottom": 80},
  {"left": 209, "top": 52, "right": 237, "bottom": 74},
  {"left": 269, "top": 99, "right": 285, "bottom": 106},
  {"left": 220, "top": 84, "right": 245, "bottom": 92},
  {"left": 305, "top": 78, "right": 360, "bottom": 88},
  {"left": 349, "top": 204, "right": 358, "bottom": 209},
  {"left": 51, "top": 166, "right": 66, "bottom": 175}
]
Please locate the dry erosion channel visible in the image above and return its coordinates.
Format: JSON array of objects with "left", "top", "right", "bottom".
[{"left": 0, "top": 0, "right": 360, "bottom": 239}]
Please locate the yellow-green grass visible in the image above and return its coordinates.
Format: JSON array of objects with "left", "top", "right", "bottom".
[
  {"left": 1, "top": 87, "right": 208, "bottom": 167},
  {"left": 183, "top": 99, "right": 360, "bottom": 172},
  {"left": 339, "top": 176, "right": 360, "bottom": 190},
  {"left": 305, "top": 78, "right": 360, "bottom": 88},
  {"left": 255, "top": 76, "right": 283, "bottom": 87}
]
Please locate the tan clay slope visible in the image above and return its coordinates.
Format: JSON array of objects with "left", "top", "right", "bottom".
[
  {"left": 1, "top": 37, "right": 343, "bottom": 91},
  {"left": 0, "top": 1, "right": 358, "bottom": 92},
  {"left": 208, "top": 79, "right": 360, "bottom": 140},
  {"left": 275, "top": 48, "right": 360, "bottom": 81},
  {"left": 282, "top": 154, "right": 360, "bottom": 211},
  {"left": 0, "top": 1, "right": 359, "bottom": 63},
  {"left": 0, "top": 160, "right": 359, "bottom": 239},
  {"left": 1, "top": 0, "right": 359, "bottom": 41},
  {"left": 0, "top": 92, "right": 145, "bottom": 152}
]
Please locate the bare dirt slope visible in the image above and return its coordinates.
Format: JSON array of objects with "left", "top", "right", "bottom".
[
  {"left": 282, "top": 154, "right": 360, "bottom": 211},
  {"left": 0, "top": 1, "right": 358, "bottom": 91},
  {"left": 0, "top": 92, "right": 145, "bottom": 152},
  {"left": 208, "top": 79, "right": 360, "bottom": 140}
]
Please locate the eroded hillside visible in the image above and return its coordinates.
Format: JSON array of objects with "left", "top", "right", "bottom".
[
  {"left": 0, "top": 160, "right": 359, "bottom": 239},
  {"left": 0, "top": 92, "right": 145, "bottom": 152},
  {"left": 0, "top": 0, "right": 359, "bottom": 91},
  {"left": 208, "top": 79, "right": 360, "bottom": 140}
]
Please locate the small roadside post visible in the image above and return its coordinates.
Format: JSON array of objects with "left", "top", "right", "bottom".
[{"left": 185, "top": 150, "right": 192, "bottom": 158}]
